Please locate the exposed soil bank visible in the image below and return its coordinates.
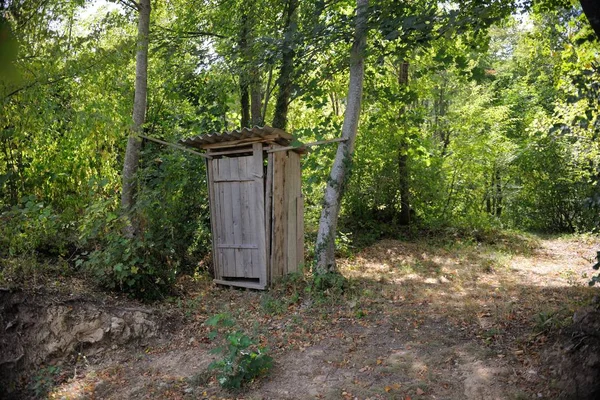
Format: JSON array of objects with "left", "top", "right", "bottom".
[{"left": 0, "top": 289, "right": 168, "bottom": 399}]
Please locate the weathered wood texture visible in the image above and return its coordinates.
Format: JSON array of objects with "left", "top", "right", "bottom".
[
  {"left": 197, "top": 129, "right": 303, "bottom": 290},
  {"left": 270, "top": 149, "right": 303, "bottom": 281},
  {"left": 207, "top": 147, "right": 267, "bottom": 289}
]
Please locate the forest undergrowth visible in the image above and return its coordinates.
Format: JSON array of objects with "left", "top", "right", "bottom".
[{"left": 5, "top": 232, "right": 596, "bottom": 400}]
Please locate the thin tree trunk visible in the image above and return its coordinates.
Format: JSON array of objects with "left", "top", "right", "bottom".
[
  {"left": 240, "top": 81, "right": 250, "bottom": 128},
  {"left": 397, "top": 61, "right": 410, "bottom": 226},
  {"left": 121, "top": 0, "right": 150, "bottom": 238},
  {"left": 262, "top": 66, "right": 273, "bottom": 123},
  {"left": 271, "top": 0, "right": 298, "bottom": 130},
  {"left": 314, "top": 0, "right": 368, "bottom": 274},
  {"left": 485, "top": 173, "right": 492, "bottom": 215},
  {"left": 250, "top": 75, "right": 262, "bottom": 125},
  {"left": 495, "top": 168, "right": 502, "bottom": 216},
  {"left": 239, "top": 11, "right": 250, "bottom": 128}
]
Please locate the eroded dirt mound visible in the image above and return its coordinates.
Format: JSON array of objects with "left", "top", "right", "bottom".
[
  {"left": 550, "top": 302, "right": 600, "bottom": 400},
  {"left": 0, "top": 288, "right": 167, "bottom": 399}
]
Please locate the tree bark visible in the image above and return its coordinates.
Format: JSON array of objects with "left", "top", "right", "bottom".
[
  {"left": 271, "top": 0, "right": 298, "bottom": 130},
  {"left": 495, "top": 167, "right": 502, "bottom": 217},
  {"left": 314, "top": 0, "right": 368, "bottom": 274},
  {"left": 240, "top": 81, "right": 250, "bottom": 128},
  {"left": 239, "top": 10, "right": 251, "bottom": 128},
  {"left": 250, "top": 75, "right": 262, "bottom": 125},
  {"left": 397, "top": 61, "right": 410, "bottom": 226},
  {"left": 120, "top": 0, "right": 150, "bottom": 237}
]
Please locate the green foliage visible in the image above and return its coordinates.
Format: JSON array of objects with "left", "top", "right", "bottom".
[
  {"left": 1, "top": 0, "right": 599, "bottom": 296},
  {"left": 205, "top": 313, "right": 272, "bottom": 389},
  {"left": 312, "top": 271, "right": 349, "bottom": 297},
  {"left": 0, "top": 196, "right": 70, "bottom": 257},
  {"left": 78, "top": 149, "right": 212, "bottom": 300},
  {"left": 83, "top": 227, "right": 176, "bottom": 300},
  {"left": 29, "top": 365, "right": 62, "bottom": 398}
]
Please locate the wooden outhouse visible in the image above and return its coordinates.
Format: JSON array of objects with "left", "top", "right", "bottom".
[{"left": 180, "top": 126, "right": 304, "bottom": 289}]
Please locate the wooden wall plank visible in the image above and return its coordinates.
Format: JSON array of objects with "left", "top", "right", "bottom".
[
  {"left": 287, "top": 152, "right": 301, "bottom": 274},
  {"left": 270, "top": 151, "right": 286, "bottom": 280},
  {"left": 265, "top": 151, "right": 274, "bottom": 283},
  {"left": 222, "top": 158, "right": 234, "bottom": 277},
  {"left": 238, "top": 157, "right": 251, "bottom": 278},
  {"left": 293, "top": 153, "right": 304, "bottom": 271},
  {"left": 231, "top": 157, "right": 244, "bottom": 277},
  {"left": 206, "top": 159, "right": 220, "bottom": 280},
  {"left": 252, "top": 143, "right": 267, "bottom": 287}
]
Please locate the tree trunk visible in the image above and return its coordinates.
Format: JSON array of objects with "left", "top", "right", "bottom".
[
  {"left": 314, "top": 0, "right": 368, "bottom": 274},
  {"left": 240, "top": 81, "right": 250, "bottom": 128},
  {"left": 271, "top": 0, "right": 298, "bottom": 130},
  {"left": 239, "top": 11, "right": 251, "bottom": 128},
  {"left": 495, "top": 167, "right": 502, "bottom": 217},
  {"left": 397, "top": 61, "right": 410, "bottom": 226},
  {"left": 250, "top": 74, "right": 262, "bottom": 125},
  {"left": 120, "top": 0, "right": 150, "bottom": 238}
]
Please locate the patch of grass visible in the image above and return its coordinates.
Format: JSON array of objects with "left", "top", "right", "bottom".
[
  {"left": 260, "top": 293, "right": 286, "bottom": 315},
  {"left": 0, "top": 256, "right": 72, "bottom": 289},
  {"left": 532, "top": 308, "right": 572, "bottom": 334}
]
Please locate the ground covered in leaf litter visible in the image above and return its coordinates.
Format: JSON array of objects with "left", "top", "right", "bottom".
[{"left": 42, "top": 234, "right": 600, "bottom": 399}]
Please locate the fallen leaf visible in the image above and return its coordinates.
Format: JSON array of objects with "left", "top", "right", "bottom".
[{"left": 416, "top": 387, "right": 424, "bottom": 395}]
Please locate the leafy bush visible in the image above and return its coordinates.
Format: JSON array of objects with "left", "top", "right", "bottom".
[
  {"left": 205, "top": 313, "right": 273, "bottom": 389},
  {"left": 78, "top": 148, "right": 212, "bottom": 300},
  {"left": 83, "top": 227, "right": 177, "bottom": 300},
  {"left": 0, "top": 195, "right": 71, "bottom": 257}
]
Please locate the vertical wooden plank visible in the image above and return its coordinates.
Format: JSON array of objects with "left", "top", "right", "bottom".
[
  {"left": 296, "top": 154, "right": 305, "bottom": 272},
  {"left": 265, "top": 151, "right": 274, "bottom": 283},
  {"left": 270, "top": 151, "right": 286, "bottom": 281},
  {"left": 285, "top": 153, "right": 297, "bottom": 274},
  {"left": 252, "top": 143, "right": 267, "bottom": 288},
  {"left": 221, "top": 158, "right": 234, "bottom": 277},
  {"left": 213, "top": 160, "right": 226, "bottom": 280},
  {"left": 206, "top": 159, "right": 220, "bottom": 280},
  {"left": 238, "top": 157, "right": 251, "bottom": 278},
  {"left": 242, "top": 156, "right": 257, "bottom": 279},
  {"left": 230, "top": 157, "right": 243, "bottom": 277}
]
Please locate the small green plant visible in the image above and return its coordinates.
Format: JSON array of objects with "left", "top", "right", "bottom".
[
  {"left": 532, "top": 309, "right": 571, "bottom": 333},
  {"left": 260, "top": 293, "right": 285, "bottom": 315},
  {"left": 30, "top": 365, "right": 62, "bottom": 398},
  {"left": 205, "top": 313, "right": 272, "bottom": 389},
  {"left": 310, "top": 271, "right": 350, "bottom": 303}
]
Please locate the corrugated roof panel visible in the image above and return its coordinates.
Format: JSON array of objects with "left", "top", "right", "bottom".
[{"left": 179, "top": 126, "right": 293, "bottom": 149}]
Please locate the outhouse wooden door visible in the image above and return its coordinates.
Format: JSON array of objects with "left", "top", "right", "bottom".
[{"left": 208, "top": 143, "right": 267, "bottom": 289}]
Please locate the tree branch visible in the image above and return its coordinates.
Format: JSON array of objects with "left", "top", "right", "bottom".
[
  {"left": 118, "top": 0, "right": 140, "bottom": 11},
  {"left": 155, "top": 25, "right": 229, "bottom": 39}
]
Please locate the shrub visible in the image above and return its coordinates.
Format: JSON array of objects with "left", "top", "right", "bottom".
[
  {"left": 205, "top": 313, "right": 273, "bottom": 389},
  {"left": 0, "top": 195, "right": 70, "bottom": 257}
]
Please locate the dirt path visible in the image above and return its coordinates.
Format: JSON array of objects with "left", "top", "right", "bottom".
[{"left": 35, "top": 235, "right": 600, "bottom": 399}]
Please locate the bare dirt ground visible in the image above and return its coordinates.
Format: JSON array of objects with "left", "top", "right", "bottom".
[{"left": 4, "top": 233, "right": 600, "bottom": 400}]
